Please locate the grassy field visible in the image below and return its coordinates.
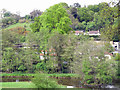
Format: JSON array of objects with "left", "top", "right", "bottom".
[
  {"left": 0, "top": 82, "right": 67, "bottom": 89},
  {"left": 4, "top": 23, "right": 32, "bottom": 31},
  {"left": 1, "top": 82, "right": 37, "bottom": 88}
]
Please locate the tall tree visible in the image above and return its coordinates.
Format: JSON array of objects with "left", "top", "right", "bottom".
[
  {"left": 99, "top": 3, "right": 120, "bottom": 41},
  {"left": 72, "top": 40, "right": 117, "bottom": 84},
  {"left": 77, "top": 7, "right": 94, "bottom": 22},
  {"left": 48, "top": 32, "right": 66, "bottom": 73},
  {"left": 30, "top": 3, "right": 72, "bottom": 34},
  {"left": 30, "top": 10, "right": 43, "bottom": 20}
]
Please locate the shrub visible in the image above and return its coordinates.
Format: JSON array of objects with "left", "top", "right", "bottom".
[
  {"left": 115, "top": 53, "right": 120, "bottom": 61},
  {"left": 2, "top": 17, "right": 15, "bottom": 27},
  {"left": 32, "top": 73, "right": 62, "bottom": 88},
  {"left": 19, "top": 19, "right": 26, "bottom": 23}
]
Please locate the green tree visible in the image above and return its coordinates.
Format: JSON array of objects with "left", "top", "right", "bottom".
[
  {"left": 99, "top": 5, "right": 119, "bottom": 41},
  {"left": 30, "top": 3, "right": 72, "bottom": 34},
  {"left": 2, "top": 17, "right": 16, "bottom": 27},
  {"left": 88, "top": 5, "right": 99, "bottom": 12},
  {"left": 2, "top": 29, "right": 40, "bottom": 73},
  {"left": 48, "top": 32, "right": 66, "bottom": 73},
  {"left": 61, "top": 34, "right": 88, "bottom": 73},
  {"left": 4, "top": 11, "right": 12, "bottom": 17},
  {"left": 86, "top": 21, "right": 96, "bottom": 31},
  {"left": 2, "top": 47, "right": 16, "bottom": 72},
  {"left": 67, "top": 9, "right": 79, "bottom": 30},
  {"left": 2, "top": 30, "right": 20, "bottom": 48},
  {"left": 72, "top": 40, "right": 117, "bottom": 84},
  {"left": 77, "top": 7, "right": 94, "bottom": 22},
  {"left": 70, "top": 7, "right": 78, "bottom": 18}
]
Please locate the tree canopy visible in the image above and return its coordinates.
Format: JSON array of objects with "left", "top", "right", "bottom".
[{"left": 30, "top": 3, "right": 72, "bottom": 34}]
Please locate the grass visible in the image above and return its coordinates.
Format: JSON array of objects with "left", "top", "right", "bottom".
[
  {"left": 1, "top": 82, "right": 37, "bottom": 88},
  {"left": 4, "top": 22, "right": 32, "bottom": 31},
  {"left": 0, "top": 82, "right": 67, "bottom": 89}
]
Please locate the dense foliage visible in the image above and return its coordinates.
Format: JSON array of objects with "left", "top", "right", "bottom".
[
  {"left": 30, "top": 3, "right": 72, "bottom": 34},
  {"left": 1, "top": 1, "right": 120, "bottom": 86},
  {"left": 72, "top": 40, "right": 117, "bottom": 84}
]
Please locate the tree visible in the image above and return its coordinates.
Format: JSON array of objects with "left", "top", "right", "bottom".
[
  {"left": 99, "top": 4, "right": 120, "bottom": 41},
  {"left": 2, "top": 17, "right": 16, "bottom": 27},
  {"left": 30, "top": 10, "right": 43, "bottom": 20},
  {"left": 72, "top": 40, "right": 117, "bottom": 84},
  {"left": 48, "top": 32, "right": 66, "bottom": 73},
  {"left": 2, "top": 47, "right": 17, "bottom": 72},
  {"left": 67, "top": 9, "right": 79, "bottom": 30},
  {"left": 88, "top": 5, "right": 99, "bottom": 12},
  {"left": 10, "top": 14, "right": 20, "bottom": 23},
  {"left": 77, "top": 7, "right": 94, "bottom": 22},
  {"left": 25, "top": 15, "right": 31, "bottom": 20},
  {"left": 86, "top": 21, "right": 96, "bottom": 31},
  {"left": 2, "top": 29, "right": 40, "bottom": 73},
  {"left": 30, "top": 3, "right": 72, "bottom": 34},
  {"left": 77, "top": 21, "right": 87, "bottom": 30},
  {"left": 59, "top": 2, "right": 69, "bottom": 8},
  {"left": 4, "top": 11, "right": 12, "bottom": 17},
  {"left": 73, "top": 3, "right": 81, "bottom": 8},
  {"left": 61, "top": 34, "right": 87, "bottom": 73},
  {"left": 98, "top": 2, "right": 109, "bottom": 11},
  {"left": 70, "top": 7, "right": 78, "bottom": 18},
  {"left": 2, "top": 29, "right": 21, "bottom": 72},
  {"left": 2, "top": 30, "right": 20, "bottom": 48},
  {"left": 0, "top": 8, "right": 7, "bottom": 18}
]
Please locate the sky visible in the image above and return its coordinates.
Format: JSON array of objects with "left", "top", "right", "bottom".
[{"left": 0, "top": 0, "right": 115, "bottom": 17}]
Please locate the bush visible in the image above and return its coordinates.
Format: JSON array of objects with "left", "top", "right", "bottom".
[
  {"left": 115, "top": 53, "right": 120, "bottom": 61},
  {"left": 19, "top": 19, "right": 26, "bottom": 23},
  {"left": 32, "top": 73, "right": 62, "bottom": 88},
  {"left": 2, "top": 17, "right": 15, "bottom": 27}
]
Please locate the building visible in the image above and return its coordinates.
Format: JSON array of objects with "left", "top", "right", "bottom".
[
  {"left": 110, "top": 41, "right": 120, "bottom": 54},
  {"left": 104, "top": 52, "right": 113, "bottom": 59},
  {"left": 71, "top": 30, "right": 84, "bottom": 35},
  {"left": 87, "top": 30, "right": 101, "bottom": 36},
  {"left": 39, "top": 49, "right": 56, "bottom": 60}
]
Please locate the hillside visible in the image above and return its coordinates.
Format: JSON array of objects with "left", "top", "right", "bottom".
[{"left": 4, "top": 22, "right": 32, "bottom": 31}]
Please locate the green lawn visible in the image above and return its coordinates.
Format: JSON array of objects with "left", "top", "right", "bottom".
[
  {"left": 0, "top": 82, "right": 67, "bottom": 89},
  {"left": 4, "top": 23, "right": 32, "bottom": 31},
  {"left": 1, "top": 82, "right": 37, "bottom": 88}
]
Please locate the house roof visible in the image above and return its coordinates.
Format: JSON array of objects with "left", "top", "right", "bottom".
[
  {"left": 40, "top": 53, "right": 57, "bottom": 56},
  {"left": 104, "top": 52, "right": 113, "bottom": 56},
  {"left": 40, "top": 53, "right": 44, "bottom": 56},
  {"left": 71, "top": 30, "right": 84, "bottom": 33},
  {"left": 40, "top": 49, "right": 56, "bottom": 56},
  {"left": 75, "top": 30, "right": 84, "bottom": 33},
  {"left": 89, "top": 31, "right": 99, "bottom": 34}
]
